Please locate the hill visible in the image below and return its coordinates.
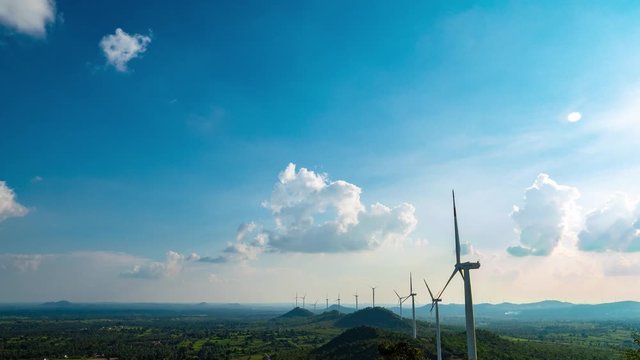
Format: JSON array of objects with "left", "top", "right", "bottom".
[
  {"left": 278, "top": 307, "right": 314, "bottom": 318},
  {"left": 312, "top": 326, "right": 429, "bottom": 360},
  {"left": 335, "top": 307, "right": 412, "bottom": 332}
]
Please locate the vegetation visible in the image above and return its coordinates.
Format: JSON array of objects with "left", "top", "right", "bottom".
[
  {"left": 0, "top": 306, "right": 636, "bottom": 359},
  {"left": 626, "top": 334, "right": 640, "bottom": 360}
]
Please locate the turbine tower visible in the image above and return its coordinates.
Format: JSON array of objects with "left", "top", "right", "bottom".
[
  {"left": 438, "top": 190, "right": 481, "bottom": 360},
  {"left": 393, "top": 290, "right": 409, "bottom": 318},
  {"left": 370, "top": 286, "right": 377, "bottom": 307},
  {"left": 325, "top": 294, "right": 329, "bottom": 311},
  {"left": 409, "top": 273, "right": 417, "bottom": 339},
  {"left": 295, "top": 292, "right": 298, "bottom": 308},
  {"left": 425, "top": 279, "right": 443, "bottom": 360},
  {"left": 354, "top": 290, "right": 359, "bottom": 310},
  {"left": 313, "top": 300, "right": 318, "bottom": 313},
  {"left": 336, "top": 294, "right": 341, "bottom": 313},
  {"left": 302, "top": 294, "right": 306, "bottom": 309}
]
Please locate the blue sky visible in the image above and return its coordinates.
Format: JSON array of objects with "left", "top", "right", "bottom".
[{"left": 1, "top": 0, "right": 640, "bottom": 304}]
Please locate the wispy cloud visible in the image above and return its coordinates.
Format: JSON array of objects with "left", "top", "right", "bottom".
[
  {"left": 507, "top": 174, "right": 580, "bottom": 256},
  {"left": 120, "top": 251, "right": 183, "bottom": 279},
  {"left": 99, "top": 28, "right": 151, "bottom": 72},
  {"left": 0, "top": 181, "right": 28, "bottom": 221},
  {"left": 0, "top": 0, "right": 55, "bottom": 37},
  {"left": 0, "top": 254, "right": 43, "bottom": 272}
]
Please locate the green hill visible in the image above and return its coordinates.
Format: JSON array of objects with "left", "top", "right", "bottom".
[
  {"left": 277, "top": 307, "right": 315, "bottom": 318},
  {"left": 312, "top": 326, "right": 430, "bottom": 360},
  {"left": 335, "top": 307, "right": 411, "bottom": 332}
]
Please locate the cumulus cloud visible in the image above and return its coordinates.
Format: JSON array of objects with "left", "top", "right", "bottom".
[
  {"left": 578, "top": 194, "right": 640, "bottom": 252},
  {"left": 262, "top": 163, "right": 417, "bottom": 253},
  {"left": 189, "top": 223, "right": 264, "bottom": 264},
  {"left": 0, "top": 0, "right": 55, "bottom": 37},
  {"left": 0, "top": 181, "right": 28, "bottom": 221},
  {"left": 507, "top": 174, "right": 579, "bottom": 256},
  {"left": 99, "top": 28, "right": 151, "bottom": 72},
  {"left": 120, "top": 251, "right": 183, "bottom": 279}
]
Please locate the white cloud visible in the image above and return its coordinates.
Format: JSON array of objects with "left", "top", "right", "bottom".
[
  {"left": 578, "top": 194, "right": 640, "bottom": 252},
  {"left": 567, "top": 112, "right": 582, "bottom": 123},
  {"left": 99, "top": 28, "right": 151, "bottom": 72},
  {"left": 120, "top": 251, "right": 183, "bottom": 279},
  {"left": 507, "top": 174, "right": 580, "bottom": 256},
  {"left": 190, "top": 223, "right": 265, "bottom": 264},
  {"left": 262, "top": 163, "right": 417, "bottom": 253},
  {"left": 0, "top": 181, "right": 28, "bottom": 221},
  {"left": 0, "top": 0, "right": 55, "bottom": 37}
]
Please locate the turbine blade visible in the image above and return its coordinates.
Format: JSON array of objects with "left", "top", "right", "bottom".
[
  {"left": 459, "top": 269, "right": 465, "bottom": 280},
  {"left": 453, "top": 190, "right": 461, "bottom": 266},
  {"left": 394, "top": 289, "right": 400, "bottom": 299},
  {"left": 424, "top": 279, "right": 435, "bottom": 300},
  {"left": 437, "top": 268, "right": 458, "bottom": 300},
  {"left": 429, "top": 300, "right": 435, "bottom": 313}
]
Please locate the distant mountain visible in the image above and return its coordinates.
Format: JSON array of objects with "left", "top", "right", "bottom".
[
  {"left": 41, "top": 300, "right": 73, "bottom": 307},
  {"left": 312, "top": 310, "right": 343, "bottom": 322},
  {"left": 419, "top": 300, "right": 640, "bottom": 321},
  {"left": 278, "top": 307, "right": 314, "bottom": 318},
  {"left": 335, "top": 307, "right": 411, "bottom": 332},
  {"left": 327, "top": 304, "right": 356, "bottom": 314}
]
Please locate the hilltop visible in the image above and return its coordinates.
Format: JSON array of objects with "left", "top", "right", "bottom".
[
  {"left": 278, "top": 307, "right": 314, "bottom": 318},
  {"left": 336, "top": 307, "right": 412, "bottom": 332}
]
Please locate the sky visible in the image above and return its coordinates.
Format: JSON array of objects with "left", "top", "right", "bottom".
[{"left": 1, "top": 0, "right": 640, "bottom": 305}]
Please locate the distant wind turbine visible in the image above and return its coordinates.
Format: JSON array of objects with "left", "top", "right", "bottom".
[
  {"left": 302, "top": 294, "right": 306, "bottom": 309},
  {"left": 409, "top": 273, "right": 417, "bottom": 339},
  {"left": 370, "top": 286, "right": 377, "bottom": 307},
  {"left": 325, "top": 294, "right": 329, "bottom": 311},
  {"left": 295, "top": 292, "right": 299, "bottom": 308},
  {"left": 354, "top": 290, "right": 359, "bottom": 310},
  {"left": 438, "top": 190, "right": 481, "bottom": 360},
  {"left": 313, "top": 300, "right": 318, "bottom": 313},
  {"left": 393, "top": 289, "right": 409, "bottom": 318},
  {"left": 425, "top": 279, "right": 443, "bottom": 360},
  {"left": 336, "top": 294, "right": 341, "bottom": 313}
]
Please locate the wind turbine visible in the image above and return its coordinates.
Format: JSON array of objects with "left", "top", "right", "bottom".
[
  {"left": 425, "top": 279, "right": 443, "bottom": 360},
  {"left": 370, "top": 286, "right": 377, "bottom": 307},
  {"left": 301, "top": 294, "right": 306, "bottom": 309},
  {"left": 409, "top": 273, "right": 417, "bottom": 339},
  {"left": 438, "top": 190, "right": 481, "bottom": 360},
  {"left": 313, "top": 300, "right": 318, "bottom": 313},
  {"left": 335, "top": 294, "right": 341, "bottom": 313},
  {"left": 325, "top": 294, "right": 329, "bottom": 311},
  {"left": 354, "top": 290, "right": 359, "bottom": 310},
  {"left": 393, "top": 290, "right": 409, "bottom": 318},
  {"left": 295, "top": 292, "right": 299, "bottom": 308}
]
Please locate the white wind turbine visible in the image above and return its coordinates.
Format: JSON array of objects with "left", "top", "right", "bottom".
[
  {"left": 393, "top": 290, "right": 409, "bottom": 318},
  {"left": 301, "top": 294, "right": 306, "bottom": 309},
  {"left": 409, "top": 273, "right": 417, "bottom": 339},
  {"left": 325, "top": 294, "right": 329, "bottom": 311},
  {"left": 370, "top": 286, "right": 377, "bottom": 307},
  {"left": 313, "top": 300, "right": 318, "bottom": 313},
  {"left": 336, "top": 294, "right": 341, "bottom": 313},
  {"left": 295, "top": 292, "right": 299, "bottom": 308},
  {"left": 438, "top": 190, "right": 481, "bottom": 360},
  {"left": 424, "top": 279, "right": 443, "bottom": 360}
]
